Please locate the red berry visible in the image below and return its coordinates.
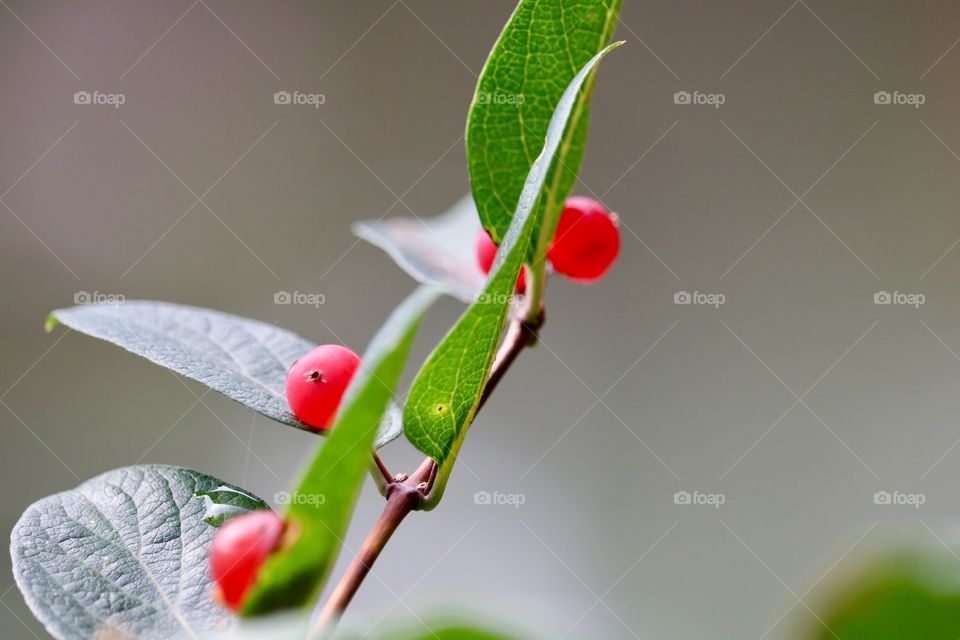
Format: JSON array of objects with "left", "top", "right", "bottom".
[
  {"left": 475, "top": 230, "right": 526, "bottom": 292},
  {"left": 209, "top": 510, "right": 284, "bottom": 611},
  {"left": 286, "top": 345, "right": 361, "bottom": 430},
  {"left": 548, "top": 196, "right": 620, "bottom": 282}
]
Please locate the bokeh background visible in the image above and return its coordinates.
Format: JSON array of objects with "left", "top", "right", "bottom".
[{"left": 4, "top": 1, "right": 960, "bottom": 638}]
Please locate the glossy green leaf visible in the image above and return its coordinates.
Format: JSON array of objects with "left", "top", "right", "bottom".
[
  {"left": 404, "top": 44, "right": 622, "bottom": 491},
  {"left": 466, "top": 0, "right": 623, "bottom": 255},
  {"left": 353, "top": 194, "right": 486, "bottom": 303},
  {"left": 10, "top": 465, "right": 268, "bottom": 640},
  {"left": 47, "top": 301, "right": 402, "bottom": 448},
  {"left": 241, "top": 286, "right": 439, "bottom": 616}
]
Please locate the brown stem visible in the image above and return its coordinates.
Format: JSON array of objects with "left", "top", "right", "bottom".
[
  {"left": 478, "top": 305, "right": 544, "bottom": 412},
  {"left": 312, "top": 308, "right": 544, "bottom": 636},
  {"left": 313, "top": 461, "right": 434, "bottom": 636},
  {"left": 372, "top": 452, "right": 392, "bottom": 481},
  {"left": 371, "top": 452, "right": 393, "bottom": 493}
]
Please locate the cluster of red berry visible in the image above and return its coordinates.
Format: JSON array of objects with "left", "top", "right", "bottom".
[{"left": 208, "top": 196, "right": 620, "bottom": 611}]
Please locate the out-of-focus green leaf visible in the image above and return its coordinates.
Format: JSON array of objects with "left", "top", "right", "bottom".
[
  {"left": 241, "top": 286, "right": 439, "bottom": 616},
  {"left": 384, "top": 622, "right": 525, "bottom": 640},
  {"left": 803, "top": 546, "right": 960, "bottom": 640}
]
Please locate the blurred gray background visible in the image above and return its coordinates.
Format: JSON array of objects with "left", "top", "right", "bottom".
[{"left": 3, "top": 1, "right": 960, "bottom": 638}]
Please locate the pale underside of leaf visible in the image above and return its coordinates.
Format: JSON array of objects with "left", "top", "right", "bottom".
[
  {"left": 352, "top": 194, "right": 486, "bottom": 303},
  {"left": 48, "top": 301, "right": 402, "bottom": 448},
  {"left": 10, "top": 465, "right": 268, "bottom": 640}
]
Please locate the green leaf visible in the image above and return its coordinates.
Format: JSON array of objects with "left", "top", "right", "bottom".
[
  {"left": 380, "top": 620, "right": 525, "bottom": 640},
  {"left": 810, "top": 547, "right": 960, "bottom": 640},
  {"left": 404, "top": 43, "right": 622, "bottom": 493},
  {"left": 10, "top": 464, "right": 268, "bottom": 640},
  {"left": 47, "top": 301, "right": 402, "bottom": 448},
  {"left": 353, "top": 194, "right": 486, "bottom": 303},
  {"left": 466, "top": 0, "right": 623, "bottom": 256},
  {"left": 241, "top": 286, "right": 439, "bottom": 616}
]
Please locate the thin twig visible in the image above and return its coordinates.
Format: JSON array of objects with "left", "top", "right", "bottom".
[
  {"left": 478, "top": 305, "right": 544, "bottom": 412},
  {"left": 312, "top": 459, "right": 435, "bottom": 637},
  {"left": 311, "top": 308, "right": 544, "bottom": 636},
  {"left": 372, "top": 451, "right": 393, "bottom": 487}
]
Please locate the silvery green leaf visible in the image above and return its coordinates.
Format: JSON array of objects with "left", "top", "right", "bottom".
[
  {"left": 47, "top": 301, "right": 402, "bottom": 448},
  {"left": 10, "top": 465, "right": 268, "bottom": 640}
]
